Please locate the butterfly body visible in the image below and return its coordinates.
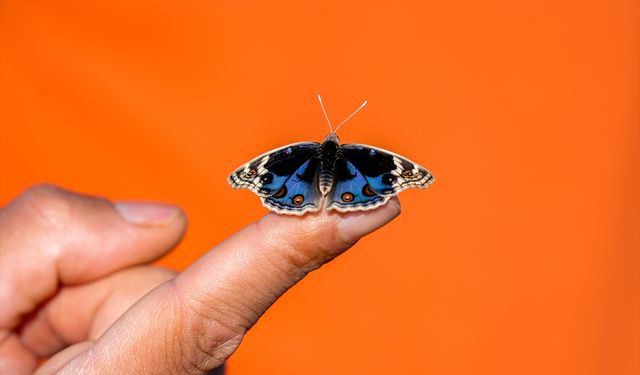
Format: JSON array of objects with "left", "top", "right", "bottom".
[{"left": 228, "top": 132, "right": 434, "bottom": 215}]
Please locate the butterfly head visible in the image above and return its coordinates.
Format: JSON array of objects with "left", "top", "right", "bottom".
[{"left": 323, "top": 132, "right": 340, "bottom": 144}]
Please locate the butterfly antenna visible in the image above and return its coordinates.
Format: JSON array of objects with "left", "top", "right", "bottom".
[
  {"left": 333, "top": 99, "right": 368, "bottom": 134},
  {"left": 317, "top": 94, "right": 334, "bottom": 133}
]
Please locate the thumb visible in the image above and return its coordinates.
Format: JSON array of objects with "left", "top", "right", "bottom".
[{"left": 55, "top": 199, "right": 401, "bottom": 374}]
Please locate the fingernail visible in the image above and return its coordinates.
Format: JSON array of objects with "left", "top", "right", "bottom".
[
  {"left": 337, "top": 198, "right": 401, "bottom": 241},
  {"left": 115, "top": 202, "right": 180, "bottom": 225}
]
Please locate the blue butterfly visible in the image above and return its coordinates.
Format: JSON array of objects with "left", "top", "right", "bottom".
[{"left": 228, "top": 96, "right": 435, "bottom": 215}]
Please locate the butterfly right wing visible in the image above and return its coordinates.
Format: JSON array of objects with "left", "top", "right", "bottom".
[
  {"left": 340, "top": 144, "right": 434, "bottom": 195},
  {"left": 326, "top": 157, "right": 390, "bottom": 212}
]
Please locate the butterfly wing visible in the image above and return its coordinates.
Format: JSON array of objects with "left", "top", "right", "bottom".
[
  {"left": 327, "top": 157, "right": 390, "bottom": 212},
  {"left": 228, "top": 142, "right": 324, "bottom": 215},
  {"left": 228, "top": 142, "right": 320, "bottom": 196},
  {"left": 261, "top": 157, "right": 323, "bottom": 215},
  {"left": 229, "top": 141, "right": 434, "bottom": 214},
  {"left": 339, "top": 144, "right": 434, "bottom": 195}
]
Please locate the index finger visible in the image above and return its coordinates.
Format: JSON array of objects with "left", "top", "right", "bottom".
[{"left": 53, "top": 198, "right": 401, "bottom": 374}]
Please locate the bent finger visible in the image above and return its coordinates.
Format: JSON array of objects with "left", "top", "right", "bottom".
[
  {"left": 0, "top": 185, "right": 187, "bottom": 331},
  {"left": 20, "top": 266, "right": 177, "bottom": 357}
]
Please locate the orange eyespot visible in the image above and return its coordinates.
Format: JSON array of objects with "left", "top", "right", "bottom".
[
  {"left": 273, "top": 185, "right": 287, "bottom": 198},
  {"left": 292, "top": 194, "right": 304, "bottom": 205},
  {"left": 245, "top": 169, "right": 257, "bottom": 178},
  {"left": 362, "top": 184, "right": 377, "bottom": 197},
  {"left": 401, "top": 170, "right": 414, "bottom": 178},
  {"left": 341, "top": 192, "right": 354, "bottom": 202}
]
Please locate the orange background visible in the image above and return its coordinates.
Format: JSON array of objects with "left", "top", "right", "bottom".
[{"left": 1, "top": 1, "right": 638, "bottom": 374}]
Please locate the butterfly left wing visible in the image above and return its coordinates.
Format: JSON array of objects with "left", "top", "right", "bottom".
[
  {"left": 339, "top": 143, "right": 434, "bottom": 195},
  {"left": 261, "top": 157, "right": 323, "bottom": 215},
  {"left": 228, "top": 142, "right": 325, "bottom": 215},
  {"left": 228, "top": 142, "right": 320, "bottom": 196}
]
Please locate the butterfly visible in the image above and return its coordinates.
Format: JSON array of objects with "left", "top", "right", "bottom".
[{"left": 228, "top": 96, "right": 435, "bottom": 215}]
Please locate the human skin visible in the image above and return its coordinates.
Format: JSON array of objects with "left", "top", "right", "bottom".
[{"left": 0, "top": 185, "right": 400, "bottom": 374}]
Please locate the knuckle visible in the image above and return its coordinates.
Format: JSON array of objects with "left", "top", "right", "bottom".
[
  {"left": 168, "top": 281, "right": 247, "bottom": 372},
  {"left": 181, "top": 320, "right": 244, "bottom": 374},
  {"left": 16, "top": 184, "right": 74, "bottom": 228},
  {"left": 22, "top": 184, "right": 66, "bottom": 200}
]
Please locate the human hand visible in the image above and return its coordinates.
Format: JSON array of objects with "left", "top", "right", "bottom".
[{"left": 0, "top": 185, "right": 399, "bottom": 374}]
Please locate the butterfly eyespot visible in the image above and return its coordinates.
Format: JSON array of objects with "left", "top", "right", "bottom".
[
  {"left": 260, "top": 172, "right": 273, "bottom": 184},
  {"left": 401, "top": 170, "right": 414, "bottom": 178},
  {"left": 341, "top": 192, "right": 354, "bottom": 202},
  {"left": 362, "top": 184, "right": 377, "bottom": 197},
  {"left": 245, "top": 169, "right": 258, "bottom": 178},
  {"left": 272, "top": 185, "right": 287, "bottom": 198},
  {"left": 292, "top": 194, "right": 304, "bottom": 205},
  {"left": 382, "top": 174, "right": 396, "bottom": 185}
]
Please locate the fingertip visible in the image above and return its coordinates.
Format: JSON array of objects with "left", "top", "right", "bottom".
[
  {"left": 112, "top": 201, "right": 188, "bottom": 257},
  {"left": 336, "top": 197, "right": 401, "bottom": 242},
  {"left": 251, "top": 198, "right": 401, "bottom": 262}
]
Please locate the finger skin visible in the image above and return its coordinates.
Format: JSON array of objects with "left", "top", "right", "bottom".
[
  {"left": 54, "top": 199, "right": 401, "bottom": 374},
  {"left": 34, "top": 342, "right": 94, "bottom": 375},
  {"left": 0, "top": 185, "right": 186, "bottom": 329},
  {"left": 20, "top": 266, "right": 177, "bottom": 357},
  {"left": 0, "top": 335, "right": 37, "bottom": 375},
  {"left": 0, "top": 185, "right": 187, "bottom": 375}
]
